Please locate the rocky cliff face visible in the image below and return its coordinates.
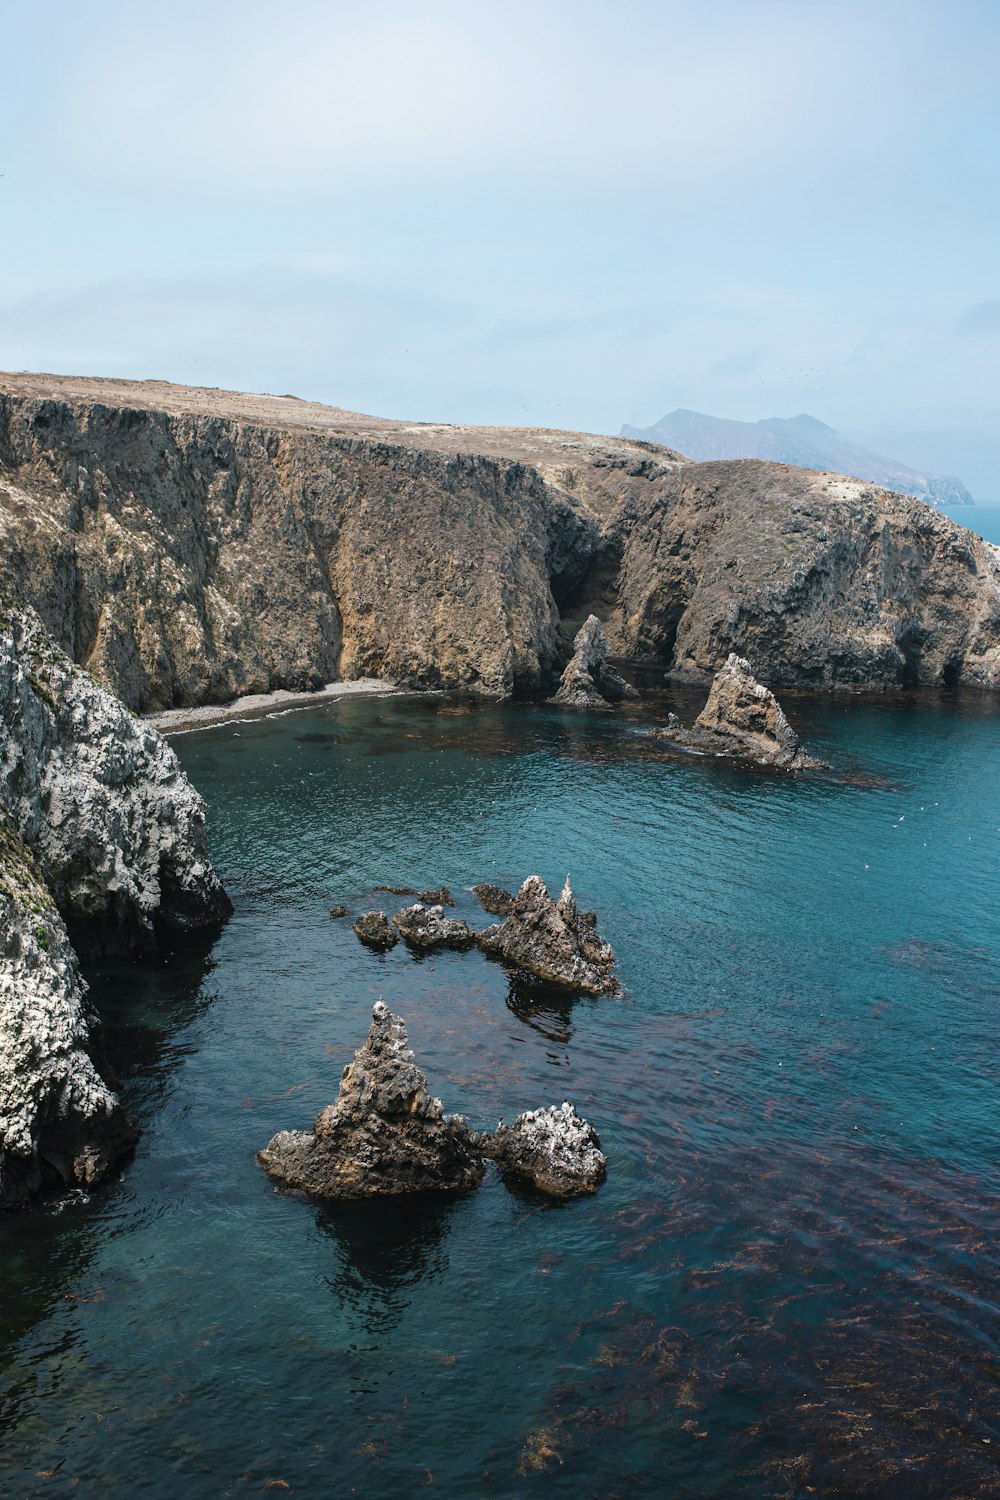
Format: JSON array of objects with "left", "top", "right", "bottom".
[
  {"left": 591, "top": 461, "right": 1000, "bottom": 690},
  {"left": 0, "top": 827, "right": 139, "bottom": 1207},
  {"left": 2, "top": 374, "right": 998, "bottom": 700},
  {"left": 0, "top": 381, "right": 602, "bottom": 709},
  {"left": 0, "top": 600, "right": 230, "bottom": 1205}
]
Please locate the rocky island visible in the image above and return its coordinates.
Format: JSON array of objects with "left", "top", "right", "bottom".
[
  {"left": 650, "top": 653, "right": 826, "bottom": 770},
  {"left": 258, "top": 1002, "right": 605, "bottom": 1202}
]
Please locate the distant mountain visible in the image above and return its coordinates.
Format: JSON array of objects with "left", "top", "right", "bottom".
[{"left": 620, "top": 410, "right": 974, "bottom": 506}]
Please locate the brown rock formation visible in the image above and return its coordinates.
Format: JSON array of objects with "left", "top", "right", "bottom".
[
  {"left": 551, "top": 614, "right": 638, "bottom": 710},
  {"left": 391, "top": 903, "right": 476, "bottom": 950},
  {"left": 257, "top": 1002, "right": 483, "bottom": 1198},
  {"left": 476, "top": 875, "right": 618, "bottom": 995},
  {"left": 1, "top": 374, "right": 997, "bottom": 704},
  {"left": 651, "top": 653, "right": 825, "bottom": 769},
  {"left": 352, "top": 911, "right": 398, "bottom": 950},
  {"left": 480, "top": 1101, "right": 606, "bottom": 1198},
  {"left": 472, "top": 882, "right": 515, "bottom": 917}
]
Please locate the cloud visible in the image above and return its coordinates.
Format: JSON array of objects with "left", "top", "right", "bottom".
[{"left": 46, "top": 0, "right": 910, "bottom": 196}]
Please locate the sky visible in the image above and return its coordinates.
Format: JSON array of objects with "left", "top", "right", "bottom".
[{"left": 2, "top": 0, "right": 999, "bottom": 494}]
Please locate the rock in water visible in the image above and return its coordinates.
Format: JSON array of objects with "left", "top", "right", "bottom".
[
  {"left": 257, "top": 1002, "right": 484, "bottom": 1198},
  {"left": 418, "top": 886, "right": 453, "bottom": 906},
  {"left": 482, "top": 1102, "right": 606, "bottom": 1198},
  {"left": 648, "top": 655, "right": 825, "bottom": 769},
  {"left": 392, "top": 903, "right": 476, "bottom": 950},
  {"left": 552, "top": 615, "right": 638, "bottom": 710},
  {"left": 472, "top": 881, "right": 516, "bottom": 917},
  {"left": 0, "top": 603, "right": 229, "bottom": 1206},
  {"left": 352, "top": 911, "right": 398, "bottom": 950},
  {"left": 476, "top": 875, "right": 618, "bottom": 994}
]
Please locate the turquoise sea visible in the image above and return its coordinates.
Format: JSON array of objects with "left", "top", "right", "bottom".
[{"left": 1, "top": 671, "right": 999, "bottom": 1497}]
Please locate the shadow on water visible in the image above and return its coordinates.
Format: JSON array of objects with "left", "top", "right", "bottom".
[
  {"left": 0, "top": 930, "right": 222, "bottom": 1366},
  {"left": 316, "top": 1192, "right": 469, "bottom": 1338},
  {"left": 504, "top": 972, "right": 582, "bottom": 1045}
]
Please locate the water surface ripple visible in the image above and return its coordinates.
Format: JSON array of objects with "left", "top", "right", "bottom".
[{"left": 1, "top": 691, "right": 998, "bottom": 1496}]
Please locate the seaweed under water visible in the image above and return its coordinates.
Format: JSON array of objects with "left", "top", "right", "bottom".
[{"left": 1, "top": 690, "right": 998, "bottom": 1497}]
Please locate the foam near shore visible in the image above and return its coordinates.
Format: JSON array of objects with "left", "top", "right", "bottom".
[{"left": 145, "top": 679, "right": 400, "bottom": 735}]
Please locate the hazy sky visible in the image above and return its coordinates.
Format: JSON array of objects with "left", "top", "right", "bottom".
[{"left": 2, "top": 0, "right": 999, "bottom": 492}]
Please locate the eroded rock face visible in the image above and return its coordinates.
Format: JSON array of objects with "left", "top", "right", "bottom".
[
  {"left": 472, "top": 882, "right": 515, "bottom": 917},
  {"left": 3, "top": 376, "right": 997, "bottom": 703},
  {"left": 257, "top": 1001, "right": 484, "bottom": 1198},
  {"left": 595, "top": 461, "right": 1000, "bottom": 690},
  {"left": 1, "top": 605, "right": 232, "bottom": 959},
  {"left": 481, "top": 1101, "right": 606, "bottom": 1199},
  {"left": 477, "top": 876, "right": 618, "bottom": 995},
  {"left": 0, "top": 828, "right": 139, "bottom": 1207},
  {"left": 650, "top": 655, "right": 825, "bottom": 769},
  {"left": 0, "top": 603, "right": 229, "bottom": 1206},
  {"left": 392, "top": 903, "right": 476, "bottom": 950},
  {"left": 552, "top": 615, "right": 638, "bottom": 710},
  {"left": 352, "top": 911, "right": 398, "bottom": 950}
]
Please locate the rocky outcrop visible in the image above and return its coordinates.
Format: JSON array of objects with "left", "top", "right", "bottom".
[
  {"left": 0, "top": 602, "right": 230, "bottom": 1206},
  {"left": 0, "top": 828, "right": 139, "bottom": 1207},
  {"left": 651, "top": 654, "right": 825, "bottom": 769},
  {"left": 391, "top": 903, "right": 476, "bottom": 950},
  {"left": 480, "top": 1101, "right": 606, "bottom": 1199},
  {"left": 593, "top": 461, "right": 1000, "bottom": 690},
  {"left": 472, "top": 882, "right": 515, "bottom": 917},
  {"left": 477, "top": 876, "right": 618, "bottom": 995},
  {"left": 258, "top": 1002, "right": 604, "bottom": 1203},
  {"left": 551, "top": 614, "right": 638, "bottom": 710},
  {"left": 257, "top": 1001, "right": 484, "bottom": 1198},
  {"left": 352, "top": 911, "right": 398, "bottom": 950},
  {"left": 1, "top": 604, "right": 232, "bottom": 960},
  {"left": 0, "top": 377, "right": 601, "bottom": 709},
  {"left": 2, "top": 374, "right": 997, "bottom": 702}
]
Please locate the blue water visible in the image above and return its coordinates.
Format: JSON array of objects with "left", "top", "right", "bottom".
[
  {"left": 2, "top": 688, "right": 999, "bottom": 1497},
  {"left": 960, "top": 502, "right": 1000, "bottom": 545}
]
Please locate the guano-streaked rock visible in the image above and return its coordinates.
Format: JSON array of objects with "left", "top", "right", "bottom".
[
  {"left": 257, "top": 1002, "right": 484, "bottom": 1198},
  {"left": 476, "top": 875, "right": 618, "bottom": 995}
]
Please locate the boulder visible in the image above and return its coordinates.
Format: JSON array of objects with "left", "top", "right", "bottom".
[
  {"left": 328, "top": 903, "right": 349, "bottom": 918},
  {"left": 476, "top": 875, "right": 618, "bottom": 995},
  {"left": 651, "top": 654, "right": 826, "bottom": 769},
  {"left": 418, "top": 886, "right": 453, "bottom": 906},
  {"left": 352, "top": 911, "right": 398, "bottom": 949},
  {"left": 481, "top": 1101, "right": 606, "bottom": 1198},
  {"left": 392, "top": 903, "right": 476, "bottom": 950},
  {"left": 551, "top": 615, "right": 638, "bottom": 710},
  {"left": 472, "top": 881, "right": 516, "bottom": 917},
  {"left": 257, "top": 1002, "right": 484, "bottom": 1198}
]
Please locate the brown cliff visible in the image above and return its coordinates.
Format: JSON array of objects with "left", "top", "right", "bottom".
[{"left": 1, "top": 373, "right": 998, "bottom": 707}]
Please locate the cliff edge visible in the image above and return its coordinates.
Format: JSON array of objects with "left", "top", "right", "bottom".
[
  {"left": 0, "top": 599, "right": 231, "bottom": 1206},
  {"left": 1, "top": 373, "right": 998, "bottom": 704}
]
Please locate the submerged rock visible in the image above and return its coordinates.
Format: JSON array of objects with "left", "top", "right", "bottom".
[
  {"left": 418, "top": 886, "right": 453, "bottom": 906},
  {"left": 552, "top": 615, "right": 638, "bottom": 710},
  {"left": 651, "top": 654, "right": 826, "bottom": 770},
  {"left": 472, "top": 881, "right": 516, "bottom": 917},
  {"left": 257, "top": 1002, "right": 484, "bottom": 1198},
  {"left": 352, "top": 911, "right": 398, "bottom": 950},
  {"left": 392, "top": 903, "right": 476, "bottom": 950},
  {"left": 481, "top": 1101, "right": 606, "bottom": 1199},
  {"left": 476, "top": 875, "right": 618, "bottom": 995}
]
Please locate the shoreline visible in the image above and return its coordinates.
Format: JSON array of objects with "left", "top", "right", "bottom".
[{"left": 144, "top": 679, "right": 401, "bottom": 735}]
